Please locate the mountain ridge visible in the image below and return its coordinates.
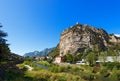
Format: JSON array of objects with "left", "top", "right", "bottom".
[{"left": 23, "top": 47, "right": 55, "bottom": 57}]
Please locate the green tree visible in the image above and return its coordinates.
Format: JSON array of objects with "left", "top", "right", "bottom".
[
  {"left": 99, "top": 52, "right": 107, "bottom": 65},
  {"left": 74, "top": 53, "right": 83, "bottom": 62},
  {"left": 0, "top": 24, "right": 10, "bottom": 61},
  {"left": 62, "top": 54, "right": 74, "bottom": 63},
  {"left": 112, "top": 50, "right": 119, "bottom": 62},
  {"left": 48, "top": 44, "right": 59, "bottom": 58},
  {"left": 85, "top": 52, "right": 97, "bottom": 66}
]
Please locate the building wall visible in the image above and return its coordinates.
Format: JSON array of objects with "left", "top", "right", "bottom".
[{"left": 54, "top": 56, "right": 61, "bottom": 63}]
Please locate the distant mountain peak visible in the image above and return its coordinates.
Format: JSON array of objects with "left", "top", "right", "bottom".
[{"left": 23, "top": 47, "right": 55, "bottom": 57}]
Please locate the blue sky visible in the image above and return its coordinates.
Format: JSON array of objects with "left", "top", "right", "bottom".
[{"left": 0, "top": 0, "right": 120, "bottom": 55}]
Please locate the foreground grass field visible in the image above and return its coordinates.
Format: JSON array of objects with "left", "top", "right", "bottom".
[{"left": 2, "top": 60, "right": 120, "bottom": 81}]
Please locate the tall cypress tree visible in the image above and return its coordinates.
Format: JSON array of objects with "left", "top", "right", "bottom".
[{"left": 0, "top": 23, "right": 10, "bottom": 61}]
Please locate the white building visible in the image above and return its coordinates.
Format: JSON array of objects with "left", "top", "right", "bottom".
[
  {"left": 54, "top": 56, "right": 62, "bottom": 63},
  {"left": 97, "top": 56, "right": 120, "bottom": 62}
]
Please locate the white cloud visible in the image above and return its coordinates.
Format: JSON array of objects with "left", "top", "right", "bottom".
[{"left": 114, "top": 34, "right": 120, "bottom": 37}]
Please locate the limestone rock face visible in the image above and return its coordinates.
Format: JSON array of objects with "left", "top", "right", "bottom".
[
  {"left": 60, "top": 23, "right": 109, "bottom": 56},
  {"left": 109, "top": 34, "right": 120, "bottom": 44}
]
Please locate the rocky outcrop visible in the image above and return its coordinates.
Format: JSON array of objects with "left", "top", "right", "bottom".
[
  {"left": 109, "top": 34, "right": 120, "bottom": 44},
  {"left": 60, "top": 23, "right": 110, "bottom": 56}
]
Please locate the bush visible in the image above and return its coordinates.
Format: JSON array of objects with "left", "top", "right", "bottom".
[
  {"left": 105, "top": 62, "right": 120, "bottom": 70},
  {"left": 110, "top": 70, "right": 120, "bottom": 81},
  {"left": 37, "top": 61, "right": 51, "bottom": 66},
  {"left": 49, "top": 65, "right": 63, "bottom": 73}
]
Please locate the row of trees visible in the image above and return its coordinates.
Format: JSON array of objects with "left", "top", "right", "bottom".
[
  {"left": 61, "top": 46, "right": 120, "bottom": 66},
  {"left": 0, "top": 23, "right": 10, "bottom": 61}
]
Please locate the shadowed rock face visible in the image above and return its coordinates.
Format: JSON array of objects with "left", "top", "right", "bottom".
[{"left": 59, "top": 23, "right": 109, "bottom": 56}]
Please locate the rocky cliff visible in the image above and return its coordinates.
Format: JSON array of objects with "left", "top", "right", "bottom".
[
  {"left": 109, "top": 34, "right": 120, "bottom": 44},
  {"left": 59, "top": 23, "right": 119, "bottom": 56}
]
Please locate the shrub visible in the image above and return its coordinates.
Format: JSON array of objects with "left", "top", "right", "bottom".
[
  {"left": 37, "top": 61, "right": 51, "bottom": 66},
  {"left": 109, "top": 70, "right": 120, "bottom": 81},
  {"left": 49, "top": 65, "right": 62, "bottom": 73}
]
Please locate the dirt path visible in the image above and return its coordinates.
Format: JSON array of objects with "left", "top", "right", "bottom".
[{"left": 24, "top": 65, "right": 33, "bottom": 71}]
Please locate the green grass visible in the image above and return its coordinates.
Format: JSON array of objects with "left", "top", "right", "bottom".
[
  {"left": 25, "top": 69, "right": 83, "bottom": 81},
  {"left": 37, "top": 61, "right": 51, "bottom": 66},
  {"left": 3, "top": 60, "right": 120, "bottom": 81}
]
